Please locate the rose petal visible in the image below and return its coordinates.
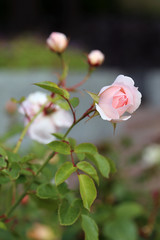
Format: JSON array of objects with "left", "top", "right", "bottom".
[
  {"left": 28, "top": 116, "right": 57, "bottom": 144},
  {"left": 51, "top": 109, "right": 73, "bottom": 127},
  {"left": 113, "top": 75, "right": 135, "bottom": 88},
  {"left": 95, "top": 104, "right": 112, "bottom": 121}
]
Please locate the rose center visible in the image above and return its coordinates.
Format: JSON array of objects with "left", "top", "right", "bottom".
[{"left": 112, "top": 91, "right": 128, "bottom": 109}]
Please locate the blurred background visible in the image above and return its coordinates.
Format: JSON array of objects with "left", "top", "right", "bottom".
[
  {"left": 1, "top": 1, "right": 160, "bottom": 240},
  {"left": 0, "top": 0, "right": 160, "bottom": 143}
]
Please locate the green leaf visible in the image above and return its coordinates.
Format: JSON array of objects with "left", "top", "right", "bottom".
[
  {"left": 6, "top": 151, "right": 21, "bottom": 163},
  {"left": 0, "top": 158, "right": 7, "bottom": 168},
  {"left": 103, "top": 219, "right": 138, "bottom": 240},
  {"left": 77, "top": 161, "right": 99, "bottom": 185},
  {"left": 0, "top": 222, "right": 7, "bottom": 230},
  {"left": 52, "top": 133, "right": 64, "bottom": 140},
  {"left": 0, "top": 147, "right": 7, "bottom": 158},
  {"left": 68, "top": 138, "right": 76, "bottom": 149},
  {"left": 81, "top": 215, "right": 99, "bottom": 240},
  {"left": 35, "top": 81, "right": 70, "bottom": 99},
  {"left": 78, "top": 174, "right": 97, "bottom": 211},
  {"left": 70, "top": 97, "right": 79, "bottom": 108},
  {"left": 57, "top": 182, "right": 69, "bottom": 196},
  {"left": 0, "top": 147, "right": 7, "bottom": 168},
  {"left": 86, "top": 153, "right": 110, "bottom": 178},
  {"left": 115, "top": 202, "right": 144, "bottom": 219},
  {"left": 48, "top": 141, "right": 71, "bottom": 155},
  {"left": 75, "top": 143, "right": 97, "bottom": 155},
  {"left": 107, "top": 157, "right": 116, "bottom": 174},
  {"left": 56, "top": 100, "right": 70, "bottom": 110},
  {"left": 85, "top": 90, "right": 99, "bottom": 103},
  {"left": 58, "top": 199, "right": 81, "bottom": 226},
  {"left": 8, "top": 163, "right": 21, "bottom": 180},
  {"left": 77, "top": 153, "right": 85, "bottom": 161},
  {"left": 55, "top": 162, "right": 77, "bottom": 186},
  {"left": 20, "top": 153, "right": 36, "bottom": 163},
  {"left": 0, "top": 174, "right": 10, "bottom": 184},
  {"left": 36, "top": 183, "right": 58, "bottom": 199},
  {"left": 0, "top": 229, "right": 16, "bottom": 240}
]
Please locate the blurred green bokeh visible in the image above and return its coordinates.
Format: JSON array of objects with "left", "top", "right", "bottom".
[{"left": 0, "top": 36, "right": 87, "bottom": 70}]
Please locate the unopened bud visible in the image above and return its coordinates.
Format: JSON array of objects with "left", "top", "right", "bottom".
[
  {"left": 47, "top": 32, "right": 68, "bottom": 53},
  {"left": 5, "top": 100, "right": 17, "bottom": 114},
  {"left": 88, "top": 50, "right": 105, "bottom": 67}
]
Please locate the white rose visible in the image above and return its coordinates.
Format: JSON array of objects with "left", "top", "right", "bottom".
[{"left": 19, "top": 92, "right": 73, "bottom": 144}]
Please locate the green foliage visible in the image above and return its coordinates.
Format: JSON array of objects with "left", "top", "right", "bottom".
[
  {"left": 0, "top": 222, "right": 7, "bottom": 230},
  {"left": 6, "top": 151, "right": 21, "bottom": 163},
  {"left": 103, "top": 219, "right": 138, "bottom": 240},
  {"left": 0, "top": 147, "right": 7, "bottom": 158},
  {"left": 48, "top": 141, "right": 71, "bottom": 155},
  {"left": 86, "top": 153, "right": 110, "bottom": 178},
  {"left": 35, "top": 81, "right": 70, "bottom": 99},
  {"left": 55, "top": 162, "right": 77, "bottom": 186},
  {"left": 36, "top": 183, "right": 59, "bottom": 199},
  {"left": 0, "top": 37, "right": 86, "bottom": 70},
  {"left": 77, "top": 161, "right": 99, "bottom": 185},
  {"left": 81, "top": 215, "right": 99, "bottom": 240},
  {"left": 58, "top": 199, "right": 81, "bottom": 226},
  {"left": 115, "top": 202, "right": 144, "bottom": 219},
  {"left": 20, "top": 153, "right": 36, "bottom": 163},
  {"left": 0, "top": 229, "right": 16, "bottom": 240},
  {"left": 78, "top": 174, "right": 97, "bottom": 211},
  {"left": 70, "top": 97, "right": 79, "bottom": 108},
  {"left": 6, "top": 163, "right": 21, "bottom": 180},
  {"left": 75, "top": 143, "right": 97, "bottom": 155},
  {"left": 76, "top": 153, "right": 85, "bottom": 161}
]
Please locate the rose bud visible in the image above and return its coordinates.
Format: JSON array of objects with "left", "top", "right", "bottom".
[
  {"left": 47, "top": 32, "right": 68, "bottom": 53},
  {"left": 88, "top": 50, "right": 105, "bottom": 67},
  {"left": 19, "top": 92, "right": 73, "bottom": 144},
  {"left": 96, "top": 75, "right": 142, "bottom": 123},
  {"left": 5, "top": 100, "right": 17, "bottom": 114}
]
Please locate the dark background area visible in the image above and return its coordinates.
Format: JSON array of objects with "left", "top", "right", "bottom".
[{"left": 1, "top": 0, "right": 160, "bottom": 69}]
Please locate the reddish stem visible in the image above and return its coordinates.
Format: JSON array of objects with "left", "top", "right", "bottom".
[
  {"left": 70, "top": 150, "right": 76, "bottom": 167},
  {"left": 62, "top": 96, "right": 76, "bottom": 123}
]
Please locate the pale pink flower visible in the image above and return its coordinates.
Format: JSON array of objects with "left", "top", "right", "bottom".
[
  {"left": 19, "top": 92, "right": 73, "bottom": 144},
  {"left": 88, "top": 50, "right": 105, "bottom": 67},
  {"left": 47, "top": 32, "right": 68, "bottom": 53},
  {"left": 96, "top": 75, "right": 142, "bottom": 123}
]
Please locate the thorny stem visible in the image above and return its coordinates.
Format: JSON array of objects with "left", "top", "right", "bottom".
[
  {"left": 66, "top": 66, "right": 94, "bottom": 92},
  {"left": 13, "top": 102, "right": 48, "bottom": 154},
  {"left": 6, "top": 106, "right": 96, "bottom": 218}
]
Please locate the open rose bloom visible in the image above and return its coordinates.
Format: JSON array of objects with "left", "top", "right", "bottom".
[
  {"left": 96, "top": 75, "right": 142, "bottom": 123},
  {"left": 19, "top": 92, "right": 73, "bottom": 144}
]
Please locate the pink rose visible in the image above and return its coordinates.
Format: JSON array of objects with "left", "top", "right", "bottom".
[
  {"left": 47, "top": 32, "right": 68, "bottom": 53},
  {"left": 96, "top": 75, "right": 142, "bottom": 123},
  {"left": 88, "top": 50, "right": 105, "bottom": 67}
]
